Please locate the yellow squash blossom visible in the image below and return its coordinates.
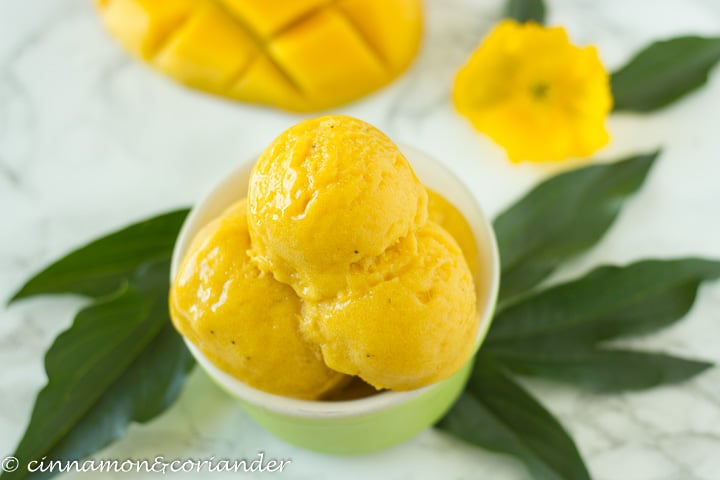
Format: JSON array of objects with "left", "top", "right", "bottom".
[{"left": 453, "top": 20, "right": 612, "bottom": 163}]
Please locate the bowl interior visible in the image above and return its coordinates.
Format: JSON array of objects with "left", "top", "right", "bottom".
[{"left": 171, "top": 146, "right": 500, "bottom": 418}]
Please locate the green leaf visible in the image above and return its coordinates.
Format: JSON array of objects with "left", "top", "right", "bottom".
[
  {"left": 485, "top": 347, "right": 712, "bottom": 392},
  {"left": 37, "top": 324, "right": 194, "bottom": 477},
  {"left": 494, "top": 152, "right": 657, "bottom": 303},
  {"left": 504, "top": 0, "right": 546, "bottom": 24},
  {"left": 487, "top": 258, "right": 720, "bottom": 346},
  {"left": 612, "top": 36, "right": 720, "bottom": 112},
  {"left": 9, "top": 209, "right": 189, "bottom": 303},
  {"left": 437, "top": 357, "right": 590, "bottom": 480},
  {"left": 2, "top": 261, "right": 195, "bottom": 480}
]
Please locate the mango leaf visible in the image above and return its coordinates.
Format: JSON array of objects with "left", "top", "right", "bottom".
[
  {"left": 485, "top": 347, "right": 712, "bottom": 392},
  {"left": 612, "top": 36, "right": 720, "bottom": 112},
  {"left": 504, "top": 0, "right": 546, "bottom": 24},
  {"left": 32, "top": 323, "right": 193, "bottom": 479},
  {"left": 437, "top": 356, "right": 590, "bottom": 480},
  {"left": 494, "top": 152, "right": 657, "bottom": 303},
  {"left": 9, "top": 209, "right": 189, "bottom": 302},
  {"left": 487, "top": 258, "right": 720, "bottom": 346},
  {"left": 3, "top": 206, "right": 195, "bottom": 480},
  {"left": 2, "top": 261, "right": 194, "bottom": 480}
]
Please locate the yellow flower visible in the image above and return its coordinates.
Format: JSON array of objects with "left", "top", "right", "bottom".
[{"left": 453, "top": 20, "right": 612, "bottom": 163}]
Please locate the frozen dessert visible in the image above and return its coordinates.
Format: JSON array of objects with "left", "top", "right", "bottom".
[
  {"left": 427, "top": 188, "right": 480, "bottom": 286},
  {"left": 170, "top": 199, "right": 349, "bottom": 400},
  {"left": 170, "top": 115, "right": 480, "bottom": 397},
  {"left": 95, "top": 0, "right": 423, "bottom": 112},
  {"left": 247, "top": 115, "right": 428, "bottom": 300},
  {"left": 301, "top": 221, "right": 477, "bottom": 390}
]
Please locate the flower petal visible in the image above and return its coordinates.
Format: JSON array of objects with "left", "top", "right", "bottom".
[{"left": 453, "top": 20, "right": 612, "bottom": 163}]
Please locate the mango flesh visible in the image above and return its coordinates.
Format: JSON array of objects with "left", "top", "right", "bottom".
[
  {"left": 247, "top": 115, "right": 428, "bottom": 301},
  {"left": 96, "top": 0, "right": 423, "bottom": 112},
  {"left": 169, "top": 199, "right": 349, "bottom": 400}
]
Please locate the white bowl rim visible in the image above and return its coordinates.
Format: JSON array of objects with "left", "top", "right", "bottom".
[{"left": 171, "top": 145, "right": 500, "bottom": 419}]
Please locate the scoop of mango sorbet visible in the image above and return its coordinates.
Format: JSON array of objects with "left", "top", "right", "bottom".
[
  {"left": 171, "top": 115, "right": 481, "bottom": 396},
  {"left": 426, "top": 188, "right": 480, "bottom": 287},
  {"left": 248, "top": 115, "right": 428, "bottom": 300},
  {"left": 169, "top": 199, "right": 349, "bottom": 400},
  {"left": 301, "top": 221, "right": 477, "bottom": 391}
]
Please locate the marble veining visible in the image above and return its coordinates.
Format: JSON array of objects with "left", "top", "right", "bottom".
[{"left": 1, "top": 0, "right": 720, "bottom": 479}]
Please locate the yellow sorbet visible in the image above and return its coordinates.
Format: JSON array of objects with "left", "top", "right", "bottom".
[
  {"left": 247, "top": 115, "right": 428, "bottom": 300},
  {"left": 426, "top": 188, "right": 479, "bottom": 286},
  {"left": 301, "top": 221, "right": 478, "bottom": 391},
  {"left": 171, "top": 115, "right": 483, "bottom": 397},
  {"left": 169, "top": 199, "right": 348, "bottom": 400}
]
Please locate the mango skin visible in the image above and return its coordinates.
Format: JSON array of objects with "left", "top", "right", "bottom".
[{"left": 96, "top": 0, "right": 423, "bottom": 112}]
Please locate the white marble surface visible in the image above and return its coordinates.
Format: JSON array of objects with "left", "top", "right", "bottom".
[{"left": 2, "top": 0, "right": 720, "bottom": 478}]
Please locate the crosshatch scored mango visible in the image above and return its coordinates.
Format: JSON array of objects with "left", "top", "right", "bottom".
[{"left": 96, "top": 0, "right": 423, "bottom": 111}]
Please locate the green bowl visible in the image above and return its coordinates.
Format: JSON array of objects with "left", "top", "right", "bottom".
[{"left": 171, "top": 146, "right": 500, "bottom": 454}]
